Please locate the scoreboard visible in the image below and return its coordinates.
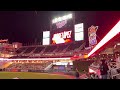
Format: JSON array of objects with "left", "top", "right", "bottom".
[
  {"left": 42, "top": 13, "right": 84, "bottom": 45},
  {"left": 50, "top": 13, "right": 74, "bottom": 45}
]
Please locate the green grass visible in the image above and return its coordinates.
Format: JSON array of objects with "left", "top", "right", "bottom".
[{"left": 0, "top": 72, "right": 69, "bottom": 79}]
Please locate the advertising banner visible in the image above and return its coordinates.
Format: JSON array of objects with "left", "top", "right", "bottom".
[{"left": 88, "top": 25, "right": 98, "bottom": 47}]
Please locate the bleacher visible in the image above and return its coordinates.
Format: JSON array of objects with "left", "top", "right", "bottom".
[
  {"left": 55, "top": 44, "right": 69, "bottom": 52},
  {"left": 66, "top": 41, "right": 83, "bottom": 51},
  {"left": 44, "top": 45, "right": 57, "bottom": 52},
  {"left": 33, "top": 46, "right": 45, "bottom": 53},
  {"left": 23, "top": 47, "right": 35, "bottom": 54},
  {"left": 5, "top": 60, "right": 53, "bottom": 72},
  {"left": 10, "top": 41, "right": 85, "bottom": 59},
  {"left": 16, "top": 47, "right": 27, "bottom": 54}
]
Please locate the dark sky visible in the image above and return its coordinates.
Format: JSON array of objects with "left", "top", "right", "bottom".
[{"left": 0, "top": 11, "right": 120, "bottom": 44}]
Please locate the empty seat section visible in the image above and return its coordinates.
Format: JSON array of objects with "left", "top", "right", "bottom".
[
  {"left": 55, "top": 44, "right": 68, "bottom": 52},
  {"left": 44, "top": 45, "right": 57, "bottom": 52},
  {"left": 16, "top": 47, "right": 27, "bottom": 54},
  {"left": 33, "top": 47, "right": 45, "bottom": 53},
  {"left": 24, "top": 47, "right": 35, "bottom": 54},
  {"left": 66, "top": 42, "right": 82, "bottom": 51}
]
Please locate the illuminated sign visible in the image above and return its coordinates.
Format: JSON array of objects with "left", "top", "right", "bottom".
[
  {"left": 74, "top": 23, "right": 84, "bottom": 41},
  {"left": 88, "top": 20, "right": 120, "bottom": 57},
  {"left": 56, "top": 20, "right": 67, "bottom": 29},
  {"left": 43, "top": 31, "right": 50, "bottom": 38},
  {"left": 75, "top": 33, "right": 84, "bottom": 41},
  {"left": 52, "top": 30, "right": 72, "bottom": 44},
  {"left": 75, "top": 23, "right": 83, "bottom": 32},
  {"left": 88, "top": 25, "right": 98, "bottom": 46},
  {"left": 52, "top": 14, "right": 72, "bottom": 24},
  {"left": 53, "top": 62, "right": 73, "bottom": 65},
  {"left": 43, "top": 38, "right": 50, "bottom": 45},
  {"left": 42, "top": 31, "right": 50, "bottom": 45}
]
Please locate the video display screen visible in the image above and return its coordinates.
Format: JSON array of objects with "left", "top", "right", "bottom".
[
  {"left": 42, "top": 38, "right": 50, "bottom": 45},
  {"left": 74, "top": 23, "right": 84, "bottom": 41},
  {"left": 43, "top": 31, "right": 50, "bottom": 38},
  {"left": 51, "top": 30, "right": 73, "bottom": 44},
  {"left": 42, "top": 31, "right": 50, "bottom": 45}
]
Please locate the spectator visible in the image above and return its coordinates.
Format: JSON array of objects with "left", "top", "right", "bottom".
[
  {"left": 75, "top": 68, "right": 80, "bottom": 79},
  {"left": 99, "top": 59, "right": 109, "bottom": 79}
]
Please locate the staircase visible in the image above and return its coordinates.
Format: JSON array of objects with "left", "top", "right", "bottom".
[{"left": 44, "top": 63, "right": 53, "bottom": 71}]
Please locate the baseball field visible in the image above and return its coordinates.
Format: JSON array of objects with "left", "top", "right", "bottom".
[{"left": 0, "top": 72, "right": 70, "bottom": 79}]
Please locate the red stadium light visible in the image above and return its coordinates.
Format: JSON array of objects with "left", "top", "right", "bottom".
[{"left": 88, "top": 20, "right": 120, "bottom": 57}]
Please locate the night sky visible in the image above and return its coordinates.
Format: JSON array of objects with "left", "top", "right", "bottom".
[{"left": 0, "top": 11, "right": 120, "bottom": 45}]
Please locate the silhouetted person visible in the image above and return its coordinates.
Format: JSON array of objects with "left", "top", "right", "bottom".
[{"left": 99, "top": 59, "right": 109, "bottom": 79}]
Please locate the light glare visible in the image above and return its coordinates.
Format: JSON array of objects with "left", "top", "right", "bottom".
[{"left": 67, "top": 14, "right": 72, "bottom": 19}]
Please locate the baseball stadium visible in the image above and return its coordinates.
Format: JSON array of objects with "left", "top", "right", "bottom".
[{"left": 0, "top": 11, "right": 120, "bottom": 79}]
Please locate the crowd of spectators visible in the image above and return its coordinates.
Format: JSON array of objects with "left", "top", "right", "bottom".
[{"left": 5, "top": 60, "right": 53, "bottom": 72}]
